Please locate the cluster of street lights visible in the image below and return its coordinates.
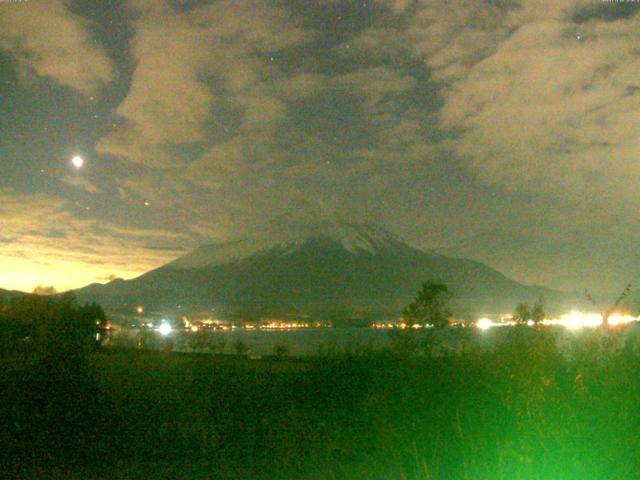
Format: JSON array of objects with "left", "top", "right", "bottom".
[{"left": 476, "top": 311, "right": 639, "bottom": 331}]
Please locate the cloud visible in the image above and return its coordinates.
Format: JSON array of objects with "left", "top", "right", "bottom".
[
  {"left": 273, "top": 73, "right": 326, "bottom": 102},
  {"left": 0, "top": 0, "right": 112, "bottom": 96},
  {"left": 0, "top": 191, "right": 190, "bottom": 291},
  {"left": 395, "top": 0, "right": 571, "bottom": 77},
  {"left": 97, "top": 1, "right": 428, "bottom": 235},
  {"left": 334, "top": 67, "right": 417, "bottom": 109},
  {"left": 345, "top": 27, "right": 409, "bottom": 63},
  {"left": 97, "top": 0, "right": 313, "bottom": 168},
  {"left": 404, "top": 0, "right": 519, "bottom": 84},
  {"left": 62, "top": 175, "right": 100, "bottom": 194},
  {"left": 99, "top": 0, "right": 444, "bottom": 242},
  {"left": 345, "top": 0, "right": 640, "bottom": 226},
  {"left": 435, "top": 4, "right": 640, "bottom": 219},
  {"left": 98, "top": 274, "right": 120, "bottom": 282}
]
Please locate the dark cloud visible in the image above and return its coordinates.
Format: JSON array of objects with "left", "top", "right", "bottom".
[
  {"left": 144, "top": 244, "right": 189, "bottom": 252},
  {"left": 98, "top": 274, "right": 120, "bottom": 282},
  {"left": 571, "top": 2, "right": 640, "bottom": 23}
]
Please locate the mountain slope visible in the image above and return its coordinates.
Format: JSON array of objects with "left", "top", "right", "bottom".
[
  {"left": 0, "top": 288, "right": 27, "bottom": 301},
  {"left": 76, "top": 221, "right": 582, "bottom": 320},
  {"left": 437, "top": 227, "right": 639, "bottom": 299}
]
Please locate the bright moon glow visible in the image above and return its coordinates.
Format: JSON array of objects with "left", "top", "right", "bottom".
[{"left": 71, "top": 155, "right": 84, "bottom": 169}]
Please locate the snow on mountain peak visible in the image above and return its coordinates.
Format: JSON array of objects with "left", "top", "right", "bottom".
[{"left": 167, "top": 220, "right": 402, "bottom": 269}]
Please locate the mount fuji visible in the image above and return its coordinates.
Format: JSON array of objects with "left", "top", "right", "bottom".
[{"left": 76, "top": 219, "right": 580, "bottom": 322}]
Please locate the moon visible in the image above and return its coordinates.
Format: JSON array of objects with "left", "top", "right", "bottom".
[{"left": 71, "top": 155, "right": 84, "bottom": 169}]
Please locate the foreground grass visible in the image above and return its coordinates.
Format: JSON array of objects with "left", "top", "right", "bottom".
[{"left": 3, "top": 328, "right": 640, "bottom": 479}]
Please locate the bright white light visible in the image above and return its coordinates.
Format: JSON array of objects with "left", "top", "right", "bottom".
[
  {"left": 158, "top": 322, "right": 172, "bottom": 336},
  {"left": 607, "top": 313, "right": 637, "bottom": 327},
  {"left": 474, "top": 310, "right": 637, "bottom": 332},
  {"left": 71, "top": 155, "right": 84, "bottom": 169},
  {"left": 476, "top": 318, "right": 495, "bottom": 331},
  {"left": 543, "top": 311, "right": 602, "bottom": 330}
]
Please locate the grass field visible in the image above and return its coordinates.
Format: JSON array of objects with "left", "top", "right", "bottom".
[{"left": 3, "top": 327, "right": 640, "bottom": 479}]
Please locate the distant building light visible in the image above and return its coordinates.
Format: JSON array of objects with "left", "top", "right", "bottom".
[
  {"left": 476, "top": 318, "right": 495, "bottom": 331},
  {"left": 158, "top": 322, "right": 172, "bottom": 336}
]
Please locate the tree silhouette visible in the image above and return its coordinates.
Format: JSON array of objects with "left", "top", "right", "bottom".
[
  {"left": 512, "top": 302, "right": 531, "bottom": 325},
  {"left": 32, "top": 285, "right": 57, "bottom": 296},
  {"left": 0, "top": 292, "right": 111, "bottom": 465},
  {"left": 531, "top": 298, "right": 546, "bottom": 326},
  {"left": 0, "top": 292, "right": 107, "bottom": 355},
  {"left": 585, "top": 284, "right": 633, "bottom": 328},
  {"left": 402, "top": 281, "right": 452, "bottom": 328}
]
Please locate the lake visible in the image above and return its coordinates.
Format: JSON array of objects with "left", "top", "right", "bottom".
[{"left": 106, "top": 327, "right": 393, "bottom": 356}]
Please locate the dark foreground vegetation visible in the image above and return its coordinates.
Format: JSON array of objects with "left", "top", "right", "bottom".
[{"left": 3, "top": 310, "right": 640, "bottom": 479}]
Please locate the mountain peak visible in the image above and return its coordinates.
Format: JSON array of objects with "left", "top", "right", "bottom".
[{"left": 166, "top": 219, "right": 401, "bottom": 270}]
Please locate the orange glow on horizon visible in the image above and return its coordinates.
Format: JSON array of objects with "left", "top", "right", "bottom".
[{"left": 0, "top": 257, "right": 144, "bottom": 293}]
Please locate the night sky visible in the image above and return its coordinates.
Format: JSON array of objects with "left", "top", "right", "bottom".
[{"left": 1, "top": 0, "right": 639, "bottom": 296}]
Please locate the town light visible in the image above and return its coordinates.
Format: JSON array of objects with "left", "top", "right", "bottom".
[
  {"left": 476, "top": 318, "right": 495, "bottom": 331},
  {"left": 158, "top": 322, "right": 172, "bottom": 336}
]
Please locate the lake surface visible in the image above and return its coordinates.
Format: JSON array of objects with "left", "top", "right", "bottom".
[
  {"left": 107, "top": 327, "right": 393, "bottom": 356},
  {"left": 105, "top": 322, "right": 640, "bottom": 357}
]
